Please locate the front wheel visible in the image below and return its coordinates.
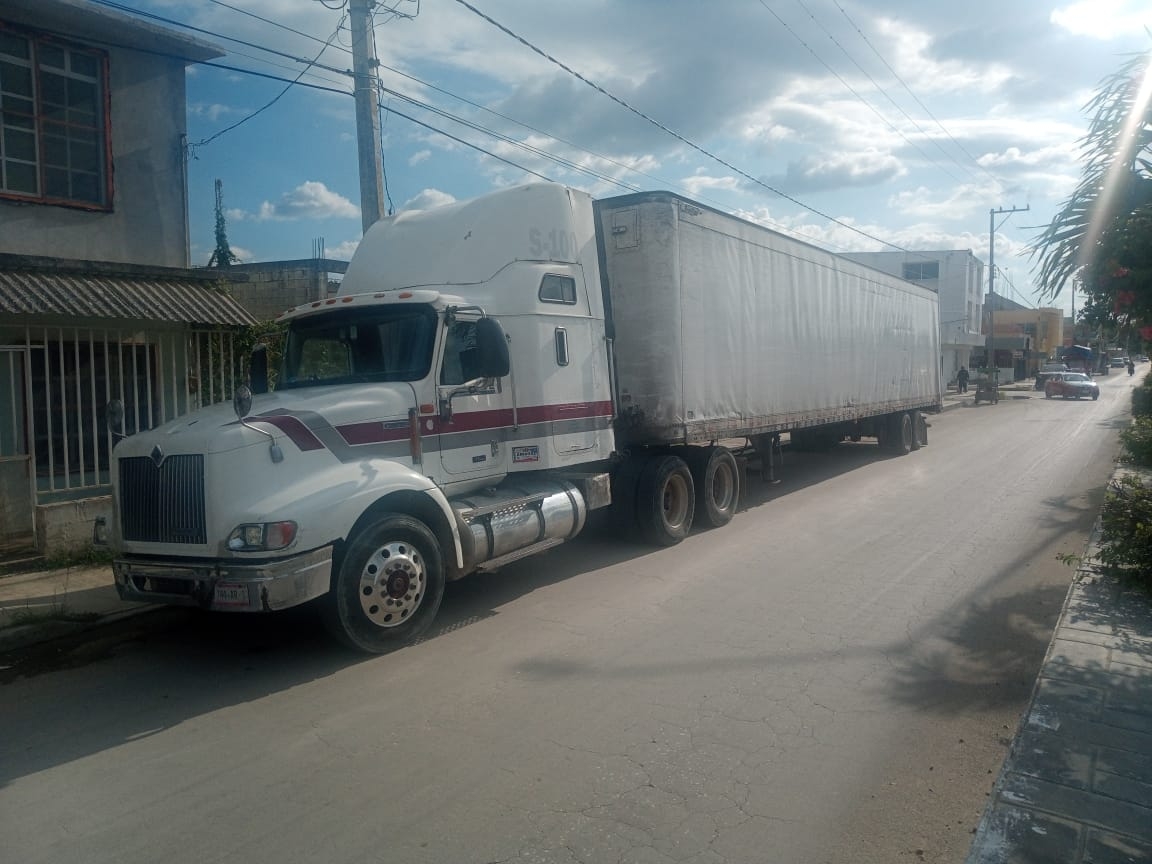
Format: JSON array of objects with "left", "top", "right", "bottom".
[
  {"left": 1092, "top": 392, "right": 1099, "bottom": 400},
  {"left": 636, "top": 453, "right": 695, "bottom": 546},
  {"left": 322, "top": 513, "right": 445, "bottom": 653}
]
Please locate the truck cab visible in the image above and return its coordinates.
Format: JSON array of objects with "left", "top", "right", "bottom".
[{"left": 108, "top": 185, "right": 615, "bottom": 652}]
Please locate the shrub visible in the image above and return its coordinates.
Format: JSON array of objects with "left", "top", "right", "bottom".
[
  {"left": 1097, "top": 475, "right": 1152, "bottom": 585},
  {"left": 1119, "top": 417, "right": 1152, "bottom": 467},
  {"left": 1133, "top": 380, "right": 1152, "bottom": 417}
]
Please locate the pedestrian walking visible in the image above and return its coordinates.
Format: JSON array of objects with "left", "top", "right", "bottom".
[{"left": 957, "top": 366, "right": 969, "bottom": 394}]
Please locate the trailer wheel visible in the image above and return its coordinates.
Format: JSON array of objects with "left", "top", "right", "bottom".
[
  {"left": 688, "top": 446, "right": 740, "bottom": 528},
  {"left": 321, "top": 513, "right": 445, "bottom": 653},
  {"left": 888, "top": 412, "right": 913, "bottom": 456},
  {"left": 636, "top": 453, "right": 695, "bottom": 546},
  {"left": 914, "top": 412, "right": 929, "bottom": 447}
]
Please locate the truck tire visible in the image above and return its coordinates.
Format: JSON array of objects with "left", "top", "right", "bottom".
[
  {"left": 910, "top": 411, "right": 923, "bottom": 451},
  {"left": 687, "top": 445, "right": 740, "bottom": 528},
  {"left": 914, "top": 412, "right": 929, "bottom": 447},
  {"left": 887, "top": 412, "right": 913, "bottom": 456},
  {"left": 636, "top": 453, "right": 695, "bottom": 546},
  {"left": 322, "top": 513, "right": 445, "bottom": 653},
  {"left": 609, "top": 456, "right": 644, "bottom": 538}
]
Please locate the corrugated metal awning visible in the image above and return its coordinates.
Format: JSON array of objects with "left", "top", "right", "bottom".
[{"left": 0, "top": 267, "right": 256, "bottom": 327}]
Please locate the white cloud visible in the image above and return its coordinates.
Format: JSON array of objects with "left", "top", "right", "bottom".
[
  {"left": 189, "top": 102, "right": 237, "bottom": 123},
  {"left": 680, "top": 173, "right": 742, "bottom": 198},
  {"left": 888, "top": 184, "right": 992, "bottom": 220},
  {"left": 240, "top": 181, "right": 359, "bottom": 222},
  {"left": 1051, "top": 1, "right": 1151, "bottom": 40},
  {"left": 400, "top": 188, "right": 457, "bottom": 211},
  {"left": 408, "top": 149, "right": 432, "bottom": 166},
  {"left": 326, "top": 239, "right": 362, "bottom": 261}
]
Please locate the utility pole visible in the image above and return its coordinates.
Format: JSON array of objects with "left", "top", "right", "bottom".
[
  {"left": 349, "top": 0, "right": 386, "bottom": 233},
  {"left": 987, "top": 205, "right": 1029, "bottom": 398}
]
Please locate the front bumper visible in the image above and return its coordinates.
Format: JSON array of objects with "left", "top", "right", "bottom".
[{"left": 113, "top": 546, "right": 333, "bottom": 612}]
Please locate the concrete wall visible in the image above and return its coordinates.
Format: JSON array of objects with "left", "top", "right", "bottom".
[
  {"left": 0, "top": 44, "right": 191, "bottom": 268},
  {"left": 35, "top": 495, "right": 112, "bottom": 558},
  {"left": 224, "top": 260, "right": 349, "bottom": 321}
]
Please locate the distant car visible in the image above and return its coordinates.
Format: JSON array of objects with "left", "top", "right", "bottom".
[
  {"left": 1035, "top": 362, "right": 1069, "bottom": 390},
  {"left": 1045, "top": 372, "right": 1100, "bottom": 400},
  {"left": 1110, "top": 357, "right": 1127, "bottom": 368}
]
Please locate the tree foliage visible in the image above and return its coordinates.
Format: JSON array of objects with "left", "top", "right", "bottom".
[{"left": 1031, "top": 51, "right": 1152, "bottom": 325}]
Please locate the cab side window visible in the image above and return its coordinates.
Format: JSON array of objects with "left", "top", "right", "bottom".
[
  {"left": 441, "top": 321, "right": 481, "bottom": 386},
  {"left": 539, "top": 274, "right": 577, "bottom": 304}
]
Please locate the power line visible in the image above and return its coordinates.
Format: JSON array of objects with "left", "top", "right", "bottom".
[
  {"left": 791, "top": 0, "right": 986, "bottom": 186},
  {"left": 105, "top": 0, "right": 923, "bottom": 255},
  {"left": 189, "top": 13, "right": 347, "bottom": 155},
  {"left": 832, "top": 0, "right": 1003, "bottom": 187},
  {"left": 449, "top": 0, "right": 915, "bottom": 254},
  {"left": 89, "top": 0, "right": 352, "bottom": 78},
  {"left": 757, "top": 0, "right": 964, "bottom": 186}
]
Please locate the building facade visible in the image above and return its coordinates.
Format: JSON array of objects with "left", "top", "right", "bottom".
[{"left": 0, "top": 1, "right": 254, "bottom": 555}]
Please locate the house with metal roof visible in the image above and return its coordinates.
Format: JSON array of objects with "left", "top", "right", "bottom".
[{"left": 0, "top": 0, "right": 255, "bottom": 555}]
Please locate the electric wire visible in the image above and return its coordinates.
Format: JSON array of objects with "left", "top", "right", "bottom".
[
  {"left": 792, "top": 0, "right": 986, "bottom": 186},
  {"left": 832, "top": 0, "right": 1003, "bottom": 186},
  {"left": 189, "top": 13, "right": 348, "bottom": 155},
  {"left": 757, "top": 0, "right": 965, "bottom": 186},
  {"left": 104, "top": 0, "right": 932, "bottom": 256},
  {"left": 449, "top": 0, "right": 915, "bottom": 253},
  {"left": 88, "top": 0, "right": 351, "bottom": 78}
]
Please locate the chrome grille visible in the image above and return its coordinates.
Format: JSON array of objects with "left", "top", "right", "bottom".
[{"left": 119, "top": 455, "right": 206, "bottom": 544}]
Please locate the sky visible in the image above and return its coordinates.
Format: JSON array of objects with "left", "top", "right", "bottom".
[{"left": 110, "top": 0, "right": 1152, "bottom": 314}]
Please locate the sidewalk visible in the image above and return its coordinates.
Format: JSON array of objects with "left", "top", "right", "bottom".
[
  {"left": 966, "top": 528, "right": 1152, "bottom": 863},
  {"left": 3, "top": 384, "right": 1150, "bottom": 863},
  {"left": 0, "top": 561, "right": 150, "bottom": 652}
]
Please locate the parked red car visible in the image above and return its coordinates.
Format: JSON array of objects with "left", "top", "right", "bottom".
[{"left": 1044, "top": 372, "right": 1100, "bottom": 400}]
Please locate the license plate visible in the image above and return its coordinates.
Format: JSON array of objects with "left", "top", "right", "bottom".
[{"left": 214, "top": 583, "right": 250, "bottom": 607}]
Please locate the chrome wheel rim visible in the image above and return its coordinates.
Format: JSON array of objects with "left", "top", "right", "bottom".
[{"left": 358, "top": 540, "right": 426, "bottom": 628}]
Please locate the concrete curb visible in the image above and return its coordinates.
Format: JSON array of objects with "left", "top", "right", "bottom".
[{"left": 0, "top": 603, "right": 161, "bottom": 654}]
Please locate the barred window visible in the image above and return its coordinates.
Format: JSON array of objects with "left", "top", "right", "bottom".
[{"left": 0, "top": 27, "right": 109, "bottom": 208}]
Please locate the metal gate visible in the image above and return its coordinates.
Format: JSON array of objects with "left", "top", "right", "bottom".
[{"left": 0, "top": 347, "right": 34, "bottom": 550}]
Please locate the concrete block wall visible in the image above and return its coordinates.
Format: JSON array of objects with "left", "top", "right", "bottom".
[
  {"left": 35, "top": 495, "right": 112, "bottom": 558},
  {"left": 222, "top": 259, "right": 348, "bottom": 322}
]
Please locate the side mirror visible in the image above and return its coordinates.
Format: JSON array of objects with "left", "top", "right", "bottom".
[
  {"left": 475, "top": 317, "right": 510, "bottom": 379},
  {"left": 250, "top": 343, "right": 269, "bottom": 394}
]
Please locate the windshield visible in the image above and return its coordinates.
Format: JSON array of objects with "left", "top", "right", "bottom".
[
  {"left": 1065, "top": 374, "right": 1090, "bottom": 382},
  {"left": 280, "top": 305, "right": 438, "bottom": 389}
]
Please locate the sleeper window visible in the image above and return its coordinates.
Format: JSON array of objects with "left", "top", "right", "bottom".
[{"left": 539, "top": 274, "right": 577, "bottom": 305}]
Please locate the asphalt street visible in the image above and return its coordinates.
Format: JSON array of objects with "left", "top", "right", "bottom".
[{"left": 0, "top": 373, "right": 1136, "bottom": 864}]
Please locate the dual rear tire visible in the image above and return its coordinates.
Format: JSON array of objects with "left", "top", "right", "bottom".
[{"left": 615, "top": 446, "right": 741, "bottom": 546}]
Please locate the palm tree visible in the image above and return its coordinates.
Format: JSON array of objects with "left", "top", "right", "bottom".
[{"left": 1031, "top": 52, "right": 1152, "bottom": 308}]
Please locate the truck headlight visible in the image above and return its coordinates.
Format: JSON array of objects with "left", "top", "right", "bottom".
[{"left": 227, "top": 521, "right": 298, "bottom": 551}]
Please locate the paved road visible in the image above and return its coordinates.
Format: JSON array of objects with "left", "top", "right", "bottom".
[{"left": 0, "top": 374, "right": 1136, "bottom": 864}]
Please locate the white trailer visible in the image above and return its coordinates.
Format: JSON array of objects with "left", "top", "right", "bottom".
[
  {"left": 103, "top": 184, "right": 941, "bottom": 652},
  {"left": 597, "top": 192, "right": 941, "bottom": 447}
]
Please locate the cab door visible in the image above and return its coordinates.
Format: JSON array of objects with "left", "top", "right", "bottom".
[
  {"left": 437, "top": 316, "right": 510, "bottom": 480},
  {"left": 539, "top": 272, "right": 605, "bottom": 456}
]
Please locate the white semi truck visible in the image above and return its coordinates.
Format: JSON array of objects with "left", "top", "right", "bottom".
[{"left": 106, "top": 184, "right": 941, "bottom": 652}]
